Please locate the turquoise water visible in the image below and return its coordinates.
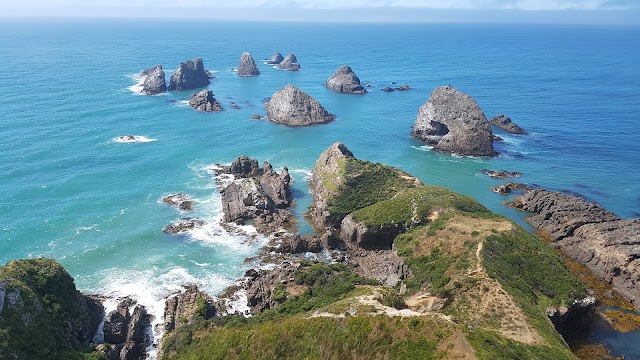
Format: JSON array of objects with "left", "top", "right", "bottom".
[{"left": 1, "top": 20, "right": 639, "bottom": 356}]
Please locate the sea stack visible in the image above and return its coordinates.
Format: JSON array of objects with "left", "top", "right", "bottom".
[
  {"left": 324, "top": 65, "right": 367, "bottom": 94},
  {"left": 237, "top": 52, "right": 260, "bottom": 77},
  {"left": 490, "top": 115, "right": 527, "bottom": 134},
  {"left": 411, "top": 85, "right": 497, "bottom": 157},
  {"left": 188, "top": 89, "right": 223, "bottom": 112},
  {"left": 265, "top": 84, "right": 334, "bottom": 126},
  {"left": 267, "top": 52, "right": 284, "bottom": 65},
  {"left": 140, "top": 65, "right": 166, "bottom": 95},
  {"left": 276, "top": 53, "right": 301, "bottom": 71},
  {"left": 167, "top": 57, "right": 211, "bottom": 91}
]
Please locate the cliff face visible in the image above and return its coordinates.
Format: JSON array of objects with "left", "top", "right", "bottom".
[
  {"left": 411, "top": 86, "right": 496, "bottom": 157},
  {"left": 324, "top": 65, "right": 367, "bottom": 94},
  {"left": 0, "top": 258, "right": 104, "bottom": 359},
  {"left": 512, "top": 189, "right": 640, "bottom": 308},
  {"left": 167, "top": 57, "right": 211, "bottom": 91},
  {"left": 265, "top": 84, "right": 335, "bottom": 126}
]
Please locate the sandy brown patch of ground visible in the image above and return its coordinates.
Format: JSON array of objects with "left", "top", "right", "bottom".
[{"left": 436, "top": 328, "right": 479, "bottom": 360}]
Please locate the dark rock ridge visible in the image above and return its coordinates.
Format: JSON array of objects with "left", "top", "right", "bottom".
[
  {"left": 482, "top": 169, "right": 522, "bottom": 179},
  {"left": 490, "top": 115, "right": 527, "bottom": 135},
  {"left": 276, "top": 53, "right": 301, "bottom": 71},
  {"left": 140, "top": 65, "right": 166, "bottom": 95},
  {"left": 167, "top": 57, "right": 211, "bottom": 91},
  {"left": 396, "top": 85, "right": 411, "bottom": 91},
  {"left": 511, "top": 189, "right": 640, "bottom": 308},
  {"left": 266, "top": 51, "right": 284, "bottom": 65},
  {"left": 265, "top": 84, "right": 335, "bottom": 126},
  {"left": 411, "top": 85, "right": 497, "bottom": 157},
  {"left": 382, "top": 87, "right": 395, "bottom": 92},
  {"left": 237, "top": 52, "right": 260, "bottom": 77},
  {"left": 324, "top": 65, "right": 367, "bottom": 94},
  {"left": 0, "top": 258, "right": 104, "bottom": 359},
  {"left": 490, "top": 182, "right": 530, "bottom": 194},
  {"left": 164, "top": 285, "right": 220, "bottom": 334},
  {"left": 163, "top": 218, "right": 206, "bottom": 235},
  {"left": 188, "top": 89, "right": 223, "bottom": 112},
  {"left": 215, "top": 155, "right": 293, "bottom": 234},
  {"left": 101, "top": 298, "right": 153, "bottom": 360},
  {"left": 161, "top": 193, "right": 193, "bottom": 212}
]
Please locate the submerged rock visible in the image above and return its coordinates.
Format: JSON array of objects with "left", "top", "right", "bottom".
[
  {"left": 163, "top": 218, "right": 206, "bottom": 235},
  {"left": 276, "top": 53, "right": 301, "bottom": 71},
  {"left": 167, "top": 57, "right": 211, "bottom": 91},
  {"left": 381, "top": 87, "right": 395, "bottom": 92},
  {"left": 490, "top": 115, "right": 527, "bottom": 135},
  {"left": 411, "top": 85, "right": 497, "bottom": 157},
  {"left": 161, "top": 193, "right": 193, "bottom": 212},
  {"left": 267, "top": 51, "right": 285, "bottom": 65},
  {"left": 188, "top": 89, "right": 223, "bottom": 112},
  {"left": 140, "top": 65, "right": 166, "bottom": 95},
  {"left": 395, "top": 84, "right": 411, "bottom": 91},
  {"left": 237, "top": 52, "right": 260, "bottom": 77},
  {"left": 482, "top": 169, "right": 522, "bottom": 179},
  {"left": 490, "top": 182, "right": 529, "bottom": 194},
  {"left": 265, "top": 84, "right": 334, "bottom": 126},
  {"left": 324, "top": 65, "right": 367, "bottom": 94}
]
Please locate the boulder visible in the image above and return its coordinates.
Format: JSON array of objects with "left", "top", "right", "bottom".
[
  {"left": 163, "top": 218, "right": 206, "bottom": 235},
  {"left": 265, "top": 84, "right": 335, "bottom": 126},
  {"left": 324, "top": 65, "right": 367, "bottom": 94},
  {"left": 188, "top": 89, "right": 223, "bottom": 112},
  {"left": 140, "top": 65, "right": 166, "bottom": 95},
  {"left": 267, "top": 51, "right": 285, "bottom": 65},
  {"left": 237, "top": 52, "right": 260, "bottom": 77},
  {"left": 251, "top": 114, "right": 265, "bottom": 120},
  {"left": 167, "top": 57, "right": 211, "bottom": 91},
  {"left": 161, "top": 193, "right": 193, "bottom": 212},
  {"left": 396, "top": 85, "right": 411, "bottom": 91},
  {"left": 481, "top": 169, "right": 522, "bottom": 179},
  {"left": 381, "top": 87, "right": 395, "bottom": 92},
  {"left": 490, "top": 115, "right": 527, "bottom": 135},
  {"left": 276, "top": 53, "right": 301, "bottom": 71},
  {"left": 411, "top": 85, "right": 497, "bottom": 157}
]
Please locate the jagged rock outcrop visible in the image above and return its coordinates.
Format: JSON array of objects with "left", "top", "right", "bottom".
[
  {"left": 216, "top": 156, "right": 293, "bottom": 234},
  {"left": 265, "top": 84, "right": 334, "bottom": 126},
  {"left": 167, "top": 57, "right": 211, "bottom": 91},
  {"left": 0, "top": 258, "right": 104, "bottom": 359},
  {"left": 546, "top": 295, "right": 596, "bottom": 337},
  {"left": 237, "top": 52, "right": 260, "bottom": 77},
  {"left": 118, "top": 305, "right": 151, "bottom": 360},
  {"left": 276, "top": 53, "right": 301, "bottom": 71},
  {"left": 164, "top": 285, "right": 219, "bottom": 333},
  {"left": 266, "top": 51, "right": 284, "bottom": 65},
  {"left": 490, "top": 115, "right": 527, "bottom": 135},
  {"left": 140, "top": 65, "right": 166, "bottom": 95},
  {"left": 266, "top": 234, "right": 323, "bottom": 254},
  {"left": 347, "top": 249, "right": 413, "bottom": 287},
  {"left": 188, "top": 89, "right": 223, "bottom": 112},
  {"left": 490, "top": 182, "right": 529, "bottom": 194},
  {"left": 104, "top": 298, "right": 134, "bottom": 344},
  {"left": 243, "top": 262, "right": 300, "bottom": 314},
  {"left": 161, "top": 193, "right": 193, "bottom": 212},
  {"left": 482, "top": 169, "right": 522, "bottom": 179},
  {"left": 512, "top": 189, "right": 640, "bottom": 308},
  {"left": 163, "top": 218, "right": 206, "bottom": 235},
  {"left": 411, "top": 85, "right": 497, "bottom": 157},
  {"left": 100, "top": 298, "right": 152, "bottom": 360},
  {"left": 324, "top": 65, "right": 367, "bottom": 94}
]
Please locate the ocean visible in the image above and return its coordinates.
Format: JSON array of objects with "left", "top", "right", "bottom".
[{"left": 1, "top": 19, "right": 639, "bottom": 358}]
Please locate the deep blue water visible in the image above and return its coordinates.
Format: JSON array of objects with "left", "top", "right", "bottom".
[{"left": 1, "top": 20, "right": 639, "bottom": 357}]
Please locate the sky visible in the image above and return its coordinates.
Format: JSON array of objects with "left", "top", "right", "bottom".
[{"left": 2, "top": 0, "right": 640, "bottom": 25}]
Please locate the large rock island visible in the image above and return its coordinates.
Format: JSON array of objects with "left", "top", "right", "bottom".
[
  {"left": 411, "top": 86, "right": 497, "bottom": 157},
  {"left": 140, "top": 65, "right": 166, "bottom": 95},
  {"left": 167, "top": 57, "right": 212, "bottom": 91},
  {"left": 264, "top": 84, "right": 335, "bottom": 126},
  {"left": 276, "top": 53, "right": 301, "bottom": 71},
  {"left": 324, "top": 65, "right": 367, "bottom": 94},
  {"left": 237, "top": 52, "right": 260, "bottom": 77},
  {"left": 189, "top": 89, "right": 223, "bottom": 112}
]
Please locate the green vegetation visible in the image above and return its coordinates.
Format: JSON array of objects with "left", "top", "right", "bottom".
[
  {"left": 351, "top": 186, "right": 488, "bottom": 226},
  {"left": 466, "top": 327, "right": 575, "bottom": 360},
  {"left": 0, "top": 258, "right": 102, "bottom": 360},
  {"left": 376, "top": 287, "right": 407, "bottom": 310},
  {"left": 403, "top": 247, "right": 452, "bottom": 296}
]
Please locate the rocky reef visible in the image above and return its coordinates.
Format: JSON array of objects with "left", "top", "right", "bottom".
[
  {"left": 161, "top": 193, "right": 193, "bottom": 212},
  {"left": 167, "top": 57, "right": 211, "bottom": 91},
  {"left": 324, "top": 65, "right": 367, "bottom": 94},
  {"left": 215, "top": 155, "right": 293, "bottom": 234},
  {"left": 482, "top": 169, "right": 522, "bottom": 179},
  {"left": 266, "top": 51, "right": 284, "bottom": 65},
  {"left": 276, "top": 53, "right": 301, "bottom": 71},
  {"left": 237, "top": 52, "right": 260, "bottom": 77},
  {"left": 188, "top": 89, "right": 223, "bottom": 112},
  {"left": 511, "top": 189, "right": 640, "bottom": 308},
  {"left": 265, "top": 84, "right": 335, "bottom": 126},
  {"left": 411, "top": 85, "right": 497, "bottom": 157},
  {"left": 0, "top": 258, "right": 104, "bottom": 359},
  {"left": 140, "top": 65, "right": 166, "bottom": 95},
  {"left": 490, "top": 114, "right": 527, "bottom": 134}
]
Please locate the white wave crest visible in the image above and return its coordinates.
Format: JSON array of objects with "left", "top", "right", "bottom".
[
  {"left": 127, "top": 73, "right": 145, "bottom": 94},
  {"left": 288, "top": 168, "right": 312, "bottom": 181},
  {"left": 113, "top": 135, "right": 157, "bottom": 143}
]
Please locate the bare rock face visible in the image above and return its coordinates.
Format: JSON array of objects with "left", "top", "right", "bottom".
[
  {"left": 103, "top": 298, "right": 134, "bottom": 344},
  {"left": 141, "top": 65, "right": 166, "bottom": 95},
  {"left": 188, "top": 89, "right": 223, "bottom": 112},
  {"left": 163, "top": 285, "right": 219, "bottom": 333},
  {"left": 167, "top": 57, "right": 211, "bottom": 91},
  {"left": 266, "top": 51, "right": 284, "bottom": 65},
  {"left": 276, "top": 53, "right": 301, "bottom": 71},
  {"left": 269, "top": 234, "right": 323, "bottom": 254},
  {"left": 118, "top": 306, "right": 151, "bottom": 360},
  {"left": 243, "top": 262, "right": 300, "bottom": 314},
  {"left": 237, "top": 52, "right": 260, "bottom": 77},
  {"left": 324, "top": 65, "right": 367, "bottom": 94},
  {"left": 340, "top": 214, "right": 408, "bottom": 250},
  {"left": 411, "top": 85, "right": 497, "bottom": 157},
  {"left": 216, "top": 157, "right": 293, "bottom": 234},
  {"left": 512, "top": 189, "right": 640, "bottom": 308},
  {"left": 265, "top": 84, "right": 335, "bottom": 126},
  {"left": 546, "top": 296, "right": 596, "bottom": 338},
  {"left": 347, "top": 249, "right": 413, "bottom": 287},
  {"left": 490, "top": 115, "right": 527, "bottom": 135}
]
